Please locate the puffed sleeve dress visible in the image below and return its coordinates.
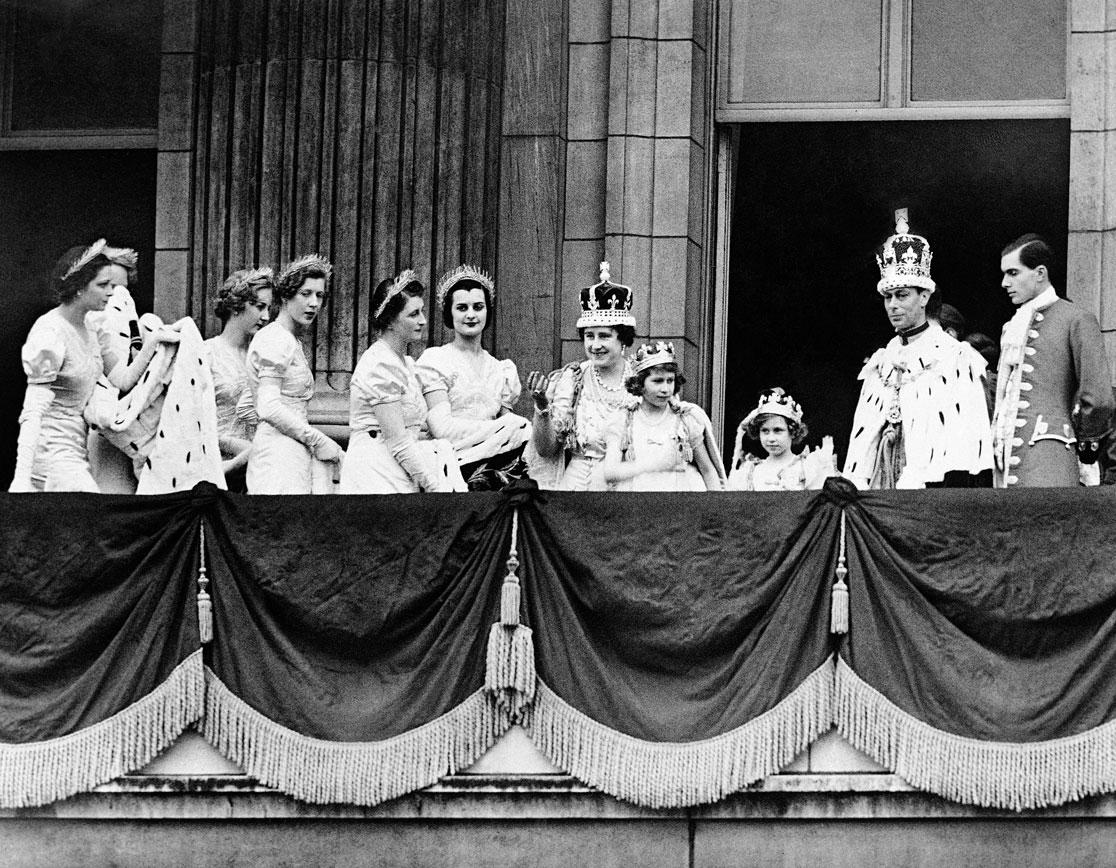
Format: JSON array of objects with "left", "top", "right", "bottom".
[
  {"left": 20, "top": 309, "right": 102, "bottom": 492},
  {"left": 415, "top": 344, "right": 530, "bottom": 472},
  {"left": 244, "top": 322, "right": 333, "bottom": 493},
  {"left": 340, "top": 340, "right": 467, "bottom": 493}
]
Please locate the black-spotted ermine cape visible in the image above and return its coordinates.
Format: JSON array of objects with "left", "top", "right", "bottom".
[{"left": 844, "top": 322, "right": 993, "bottom": 489}]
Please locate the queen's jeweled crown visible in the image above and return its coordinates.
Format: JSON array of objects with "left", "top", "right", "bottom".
[
  {"left": 577, "top": 261, "right": 636, "bottom": 329},
  {"left": 876, "top": 209, "right": 934, "bottom": 294}
]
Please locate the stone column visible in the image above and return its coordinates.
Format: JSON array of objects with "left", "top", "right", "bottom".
[
  {"left": 153, "top": 0, "right": 198, "bottom": 322},
  {"left": 561, "top": 0, "right": 714, "bottom": 396},
  {"left": 1067, "top": 0, "right": 1116, "bottom": 379}
]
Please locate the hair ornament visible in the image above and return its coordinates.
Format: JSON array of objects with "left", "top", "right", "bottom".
[
  {"left": 233, "top": 266, "right": 274, "bottom": 292},
  {"left": 62, "top": 238, "right": 108, "bottom": 281},
  {"left": 374, "top": 268, "right": 419, "bottom": 320},
  {"left": 633, "top": 340, "right": 676, "bottom": 374},
  {"left": 577, "top": 260, "right": 636, "bottom": 329},
  {"left": 277, "top": 253, "right": 332, "bottom": 287},
  {"left": 103, "top": 245, "right": 139, "bottom": 270},
  {"left": 741, "top": 387, "right": 803, "bottom": 432},
  {"left": 436, "top": 264, "right": 494, "bottom": 309},
  {"left": 876, "top": 208, "right": 934, "bottom": 295}
]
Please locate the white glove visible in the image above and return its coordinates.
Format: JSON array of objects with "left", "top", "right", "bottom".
[
  {"left": 386, "top": 433, "right": 439, "bottom": 491},
  {"left": 257, "top": 380, "right": 341, "bottom": 460},
  {"left": 425, "top": 400, "right": 500, "bottom": 444},
  {"left": 10, "top": 385, "right": 53, "bottom": 492}
]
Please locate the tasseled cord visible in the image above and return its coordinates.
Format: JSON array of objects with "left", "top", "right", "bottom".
[
  {"left": 830, "top": 510, "right": 849, "bottom": 635},
  {"left": 485, "top": 507, "right": 536, "bottom": 721},
  {"left": 196, "top": 520, "right": 212, "bottom": 644}
]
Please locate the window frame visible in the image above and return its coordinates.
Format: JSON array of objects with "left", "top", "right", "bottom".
[
  {"left": 0, "top": 3, "right": 158, "bottom": 150},
  {"left": 717, "top": 0, "right": 1071, "bottom": 122}
]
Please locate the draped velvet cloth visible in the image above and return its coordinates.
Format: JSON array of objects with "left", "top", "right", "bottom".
[
  {"left": 200, "top": 491, "right": 515, "bottom": 805},
  {"left": 0, "top": 489, "right": 205, "bottom": 808},
  {"left": 4, "top": 482, "right": 1116, "bottom": 812},
  {"left": 836, "top": 485, "right": 1116, "bottom": 809},
  {"left": 518, "top": 489, "right": 839, "bottom": 806}
]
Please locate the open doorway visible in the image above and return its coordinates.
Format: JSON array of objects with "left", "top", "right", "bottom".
[{"left": 723, "top": 119, "right": 1070, "bottom": 464}]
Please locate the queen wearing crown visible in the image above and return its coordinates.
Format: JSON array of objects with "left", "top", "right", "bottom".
[
  {"left": 602, "top": 341, "right": 727, "bottom": 491},
  {"left": 414, "top": 265, "right": 530, "bottom": 490},
  {"left": 339, "top": 270, "right": 467, "bottom": 494},
  {"left": 843, "top": 211, "right": 992, "bottom": 489},
  {"left": 525, "top": 263, "right": 640, "bottom": 490}
]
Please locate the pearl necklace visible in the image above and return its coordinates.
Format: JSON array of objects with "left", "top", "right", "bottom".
[{"left": 591, "top": 362, "right": 625, "bottom": 393}]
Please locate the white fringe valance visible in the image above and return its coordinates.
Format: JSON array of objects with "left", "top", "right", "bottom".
[
  {"left": 527, "top": 659, "right": 835, "bottom": 808},
  {"left": 202, "top": 669, "right": 509, "bottom": 806},
  {"left": 835, "top": 656, "right": 1116, "bottom": 810},
  {"left": 0, "top": 649, "right": 204, "bottom": 809}
]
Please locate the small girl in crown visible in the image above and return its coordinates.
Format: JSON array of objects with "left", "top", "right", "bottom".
[
  {"left": 602, "top": 342, "right": 727, "bottom": 491},
  {"left": 728, "top": 388, "right": 836, "bottom": 491}
]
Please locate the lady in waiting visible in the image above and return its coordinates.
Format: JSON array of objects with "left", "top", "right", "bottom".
[
  {"left": 205, "top": 267, "right": 274, "bottom": 491},
  {"left": 415, "top": 265, "right": 530, "bottom": 490},
  {"left": 526, "top": 263, "right": 639, "bottom": 490},
  {"left": 602, "top": 341, "right": 726, "bottom": 491},
  {"left": 244, "top": 254, "right": 342, "bottom": 494},
  {"left": 10, "top": 240, "right": 179, "bottom": 492},
  {"left": 340, "top": 270, "right": 467, "bottom": 493}
]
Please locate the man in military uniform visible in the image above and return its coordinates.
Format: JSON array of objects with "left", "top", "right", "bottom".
[{"left": 993, "top": 234, "right": 1113, "bottom": 487}]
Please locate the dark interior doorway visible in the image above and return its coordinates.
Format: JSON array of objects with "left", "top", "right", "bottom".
[
  {"left": 724, "top": 119, "right": 1070, "bottom": 465},
  {"left": 0, "top": 150, "right": 156, "bottom": 486}
]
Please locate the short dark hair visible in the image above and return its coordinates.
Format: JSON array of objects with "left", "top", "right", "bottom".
[
  {"left": 371, "top": 276, "right": 425, "bottom": 331},
  {"left": 1002, "top": 233, "right": 1053, "bottom": 272},
  {"left": 441, "top": 280, "right": 493, "bottom": 330},
  {"left": 937, "top": 302, "right": 967, "bottom": 337},
  {"left": 578, "top": 324, "right": 636, "bottom": 347},
  {"left": 625, "top": 362, "right": 686, "bottom": 396},
  {"left": 50, "top": 245, "right": 112, "bottom": 304}
]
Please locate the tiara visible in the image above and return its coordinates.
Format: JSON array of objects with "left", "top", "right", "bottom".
[
  {"left": 229, "top": 266, "right": 275, "bottom": 295},
  {"left": 741, "top": 387, "right": 803, "bottom": 430},
  {"left": 633, "top": 341, "right": 675, "bottom": 374},
  {"left": 62, "top": 238, "right": 107, "bottom": 280},
  {"left": 277, "top": 253, "right": 332, "bottom": 291},
  {"left": 103, "top": 245, "right": 138, "bottom": 270},
  {"left": 436, "top": 264, "right": 494, "bottom": 309},
  {"left": 577, "top": 261, "right": 636, "bottom": 329},
  {"left": 876, "top": 208, "right": 934, "bottom": 294},
  {"left": 374, "top": 268, "right": 419, "bottom": 320}
]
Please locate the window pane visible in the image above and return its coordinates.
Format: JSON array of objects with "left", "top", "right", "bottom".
[
  {"left": 728, "top": 0, "right": 883, "bottom": 103},
  {"left": 911, "top": 0, "right": 1065, "bottom": 101},
  {"left": 9, "top": 0, "right": 163, "bottom": 131}
]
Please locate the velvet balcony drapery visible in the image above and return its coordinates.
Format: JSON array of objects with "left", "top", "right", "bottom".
[
  {"left": 835, "top": 485, "right": 1116, "bottom": 809},
  {"left": 0, "top": 488, "right": 206, "bottom": 808},
  {"left": 518, "top": 489, "right": 838, "bottom": 807},
  {"left": 201, "top": 491, "right": 516, "bottom": 805},
  {"left": 4, "top": 482, "right": 1116, "bottom": 811}
]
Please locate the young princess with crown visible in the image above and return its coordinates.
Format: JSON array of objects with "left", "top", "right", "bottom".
[
  {"left": 727, "top": 388, "right": 836, "bottom": 492},
  {"left": 602, "top": 341, "right": 727, "bottom": 491}
]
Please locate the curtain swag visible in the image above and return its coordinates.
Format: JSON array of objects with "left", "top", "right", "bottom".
[{"left": 2, "top": 481, "right": 1116, "bottom": 811}]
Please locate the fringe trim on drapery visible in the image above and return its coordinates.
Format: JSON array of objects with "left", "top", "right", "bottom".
[
  {"left": 202, "top": 670, "right": 509, "bottom": 806},
  {"left": 0, "top": 649, "right": 205, "bottom": 808},
  {"left": 834, "top": 657, "right": 1116, "bottom": 810},
  {"left": 526, "top": 659, "right": 835, "bottom": 808}
]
